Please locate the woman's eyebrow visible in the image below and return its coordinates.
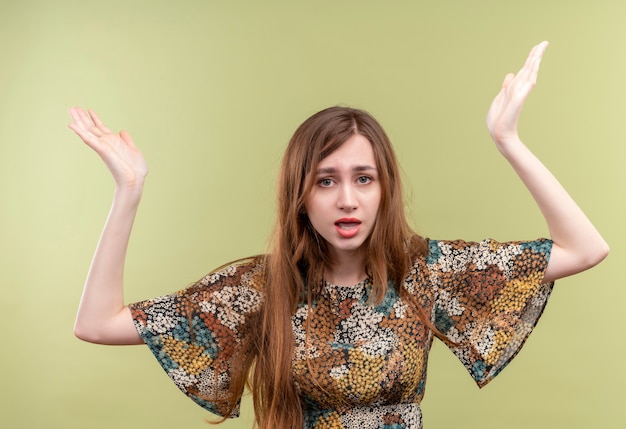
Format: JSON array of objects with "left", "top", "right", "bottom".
[
  {"left": 354, "top": 165, "right": 377, "bottom": 172},
  {"left": 315, "top": 165, "right": 377, "bottom": 174}
]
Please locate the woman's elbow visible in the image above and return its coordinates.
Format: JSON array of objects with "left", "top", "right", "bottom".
[
  {"left": 576, "top": 238, "right": 609, "bottom": 272},
  {"left": 73, "top": 309, "right": 141, "bottom": 345},
  {"left": 73, "top": 322, "right": 102, "bottom": 344},
  {"left": 546, "top": 239, "right": 609, "bottom": 282},
  {"left": 73, "top": 317, "right": 112, "bottom": 344},
  {"left": 588, "top": 239, "right": 610, "bottom": 268}
]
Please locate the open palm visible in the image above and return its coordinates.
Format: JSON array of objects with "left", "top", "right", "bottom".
[{"left": 68, "top": 107, "right": 148, "bottom": 189}]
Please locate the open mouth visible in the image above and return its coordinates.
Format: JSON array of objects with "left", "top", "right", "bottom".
[
  {"left": 335, "top": 221, "right": 360, "bottom": 229},
  {"left": 335, "top": 218, "right": 361, "bottom": 238}
]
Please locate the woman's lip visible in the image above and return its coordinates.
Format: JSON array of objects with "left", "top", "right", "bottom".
[
  {"left": 335, "top": 218, "right": 361, "bottom": 238},
  {"left": 335, "top": 217, "right": 361, "bottom": 225}
]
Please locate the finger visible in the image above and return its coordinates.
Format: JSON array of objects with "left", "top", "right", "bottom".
[
  {"left": 506, "top": 42, "right": 547, "bottom": 95},
  {"left": 513, "top": 42, "right": 542, "bottom": 81},
  {"left": 75, "top": 107, "right": 96, "bottom": 130},
  {"left": 528, "top": 41, "right": 548, "bottom": 82},
  {"left": 119, "top": 130, "right": 136, "bottom": 148},
  {"left": 68, "top": 107, "right": 84, "bottom": 128},
  {"left": 530, "top": 41, "right": 548, "bottom": 59},
  {"left": 520, "top": 41, "right": 548, "bottom": 83},
  {"left": 74, "top": 108, "right": 106, "bottom": 137},
  {"left": 525, "top": 42, "right": 547, "bottom": 68},
  {"left": 501, "top": 73, "right": 515, "bottom": 89},
  {"left": 513, "top": 51, "right": 537, "bottom": 84},
  {"left": 68, "top": 122, "right": 87, "bottom": 137},
  {"left": 90, "top": 126, "right": 104, "bottom": 137},
  {"left": 68, "top": 123, "right": 101, "bottom": 151},
  {"left": 68, "top": 121, "right": 96, "bottom": 140},
  {"left": 88, "top": 109, "right": 112, "bottom": 134}
]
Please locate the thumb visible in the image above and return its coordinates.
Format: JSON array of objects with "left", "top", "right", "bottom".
[{"left": 501, "top": 73, "right": 515, "bottom": 89}]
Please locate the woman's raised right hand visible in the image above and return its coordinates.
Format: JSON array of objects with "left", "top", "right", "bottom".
[{"left": 69, "top": 107, "right": 148, "bottom": 190}]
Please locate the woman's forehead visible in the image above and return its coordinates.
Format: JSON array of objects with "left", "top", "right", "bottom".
[{"left": 316, "top": 135, "right": 377, "bottom": 171}]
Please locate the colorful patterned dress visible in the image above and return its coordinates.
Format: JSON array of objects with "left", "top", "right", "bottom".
[{"left": 129, "top": 238, "right": 553, "bottom": 429}]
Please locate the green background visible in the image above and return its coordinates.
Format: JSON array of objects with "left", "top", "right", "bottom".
[{"left": 1, "top": 0, "right": 623, "bottom": 428}]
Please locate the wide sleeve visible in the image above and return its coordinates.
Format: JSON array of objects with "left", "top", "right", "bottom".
[
  {"left": 426, "top": 238, "right": 553, "bottom": 387},
  {"left": 128, "top": 256, "right": 266, "bottom": 417}
]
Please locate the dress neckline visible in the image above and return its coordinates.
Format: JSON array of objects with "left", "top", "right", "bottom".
[{"left": 323, "top": 277, "right": 371, "bottom": 289}]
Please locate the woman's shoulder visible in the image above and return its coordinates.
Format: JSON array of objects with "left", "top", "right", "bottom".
[{"left": 195, "top": 254, "right": 268, "bottom": 293}]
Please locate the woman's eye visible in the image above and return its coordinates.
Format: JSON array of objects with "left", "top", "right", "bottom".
[
  {"left": 319, "top": 178, "right": 334, "bottom": 187},
  {"left": 357, "top": 176, "right": 372, "bottom": 184}
]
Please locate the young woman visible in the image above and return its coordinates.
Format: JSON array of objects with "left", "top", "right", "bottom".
[{"left": 69, "top": 41, "right": 608, "bottom": 429}]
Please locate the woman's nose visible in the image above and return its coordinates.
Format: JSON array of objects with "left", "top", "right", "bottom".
[{"left": 337, "top": 184, "right": 357, "bottom": 211}]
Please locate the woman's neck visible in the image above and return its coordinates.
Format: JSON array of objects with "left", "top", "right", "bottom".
[{"left": 325, "top": 248, "right": 368, "bottom": 286}]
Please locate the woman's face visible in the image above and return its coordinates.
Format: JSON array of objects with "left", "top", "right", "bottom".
[{"left": 304, "top": 133, "right": 381, "bottom": 259}]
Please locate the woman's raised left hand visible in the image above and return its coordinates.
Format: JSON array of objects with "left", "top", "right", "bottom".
[{"left": 486, "top": 41, "right": 549, "bottom": 151}]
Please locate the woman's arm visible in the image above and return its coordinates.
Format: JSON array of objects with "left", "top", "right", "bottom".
[
  {"left": 69, "top": 107, "right": 146, "bottom": 345},
  {"left": 486, "top": 42, "right": 609, "bottom": 283}
]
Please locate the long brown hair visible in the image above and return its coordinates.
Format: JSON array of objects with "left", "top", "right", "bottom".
[
  {"left": 248, "top": 106, "right": 429, "bottom": 428},
  {"left": 208, "top": 107, "right": 440, "bottom": 428}
]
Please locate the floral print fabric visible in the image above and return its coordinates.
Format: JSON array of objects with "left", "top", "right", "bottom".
[{"left": 129, "top": 238, "right": 553, "bottom": 428}]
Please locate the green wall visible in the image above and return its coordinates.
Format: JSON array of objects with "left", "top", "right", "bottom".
[{"left": 1, "top": 1, "right": 623, "bottom": 428}]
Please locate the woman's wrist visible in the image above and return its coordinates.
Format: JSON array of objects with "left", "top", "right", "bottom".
[
  {"left": 113, "top": 181, "right": 145, "bottom": 206},
  {"left": 494, "top": 135, "right": 526, "bottom": 160}
]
